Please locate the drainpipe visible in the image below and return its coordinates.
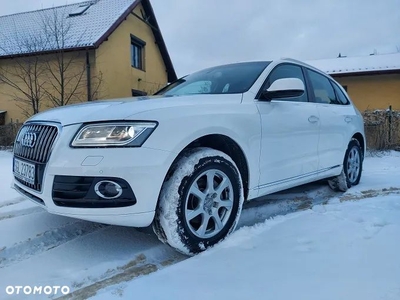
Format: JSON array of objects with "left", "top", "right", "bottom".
[{"left": 86, "top": 50, "right": 92, "bottom": 101}]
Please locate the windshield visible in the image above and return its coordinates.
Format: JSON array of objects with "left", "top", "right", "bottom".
[{"left": 155, "top": 61, "right": 270, "bottom": 96}]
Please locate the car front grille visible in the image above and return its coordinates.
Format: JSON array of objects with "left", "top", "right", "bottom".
[
  {"left": 13, "top": 123, "right": 59, "bottom": 191},
  {"left": 14, "top": 124, "right": 59, "bottom": 163}
]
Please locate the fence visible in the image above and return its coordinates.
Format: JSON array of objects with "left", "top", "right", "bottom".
[
  {"left": 0, "top": 122, "right": 22, "bottom": 147},
  {"left": 363, "top": 107, "right": 400, "bottom": 150}
]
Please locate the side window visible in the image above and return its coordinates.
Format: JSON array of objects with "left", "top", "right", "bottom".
[
  {"left": 264, "top": 64, "right": 308, "bottom": 102},
  {"left": 306, "top": 69, "right": 339, "bottom": 104},
  {"left": 331, "top": 82, "right": 350, "bottom": 105}
]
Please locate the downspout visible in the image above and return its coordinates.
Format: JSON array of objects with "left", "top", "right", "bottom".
[{"left": 86, "top": 50, "right": 92, "bottom": 101}]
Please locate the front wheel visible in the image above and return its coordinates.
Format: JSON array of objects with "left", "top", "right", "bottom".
[
  {"left": 152, "top": 148, "right": 244, "bottom": 255},
  {"left": 328, "top": 138, "right": 363, "bottom": 192}
]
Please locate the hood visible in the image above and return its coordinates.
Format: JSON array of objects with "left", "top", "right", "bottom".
[{"left": 27, "top": 94, "right": 242, "bottom": 126}]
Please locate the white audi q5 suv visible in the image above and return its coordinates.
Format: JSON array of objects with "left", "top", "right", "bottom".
[{"left": 12, "top": 59, "right": 365, "bottom": 254}]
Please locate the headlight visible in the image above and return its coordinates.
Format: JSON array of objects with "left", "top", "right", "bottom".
[{"left": 71, "top": 122, "right": 157, "bottom": 147}]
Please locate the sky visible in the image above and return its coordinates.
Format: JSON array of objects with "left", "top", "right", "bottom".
[{"left": 1, "top": 0, "right": 400, "bottom": 76}]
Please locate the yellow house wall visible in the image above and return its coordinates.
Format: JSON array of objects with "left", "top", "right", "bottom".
[
  {"left": 95, "top": 3, "right": 169, "bottom": 99},
  {"left": 0, "top": 65, "right": 24, "bottom": 123},
  {"left": 0, "top": 2, "right": 170, "bottom": 124},
  {"left": 0, "top": 52, "right": 88, "bottom": 124},
  {"left": 334, "top": 74, "right": 400, "bottom": 111}
]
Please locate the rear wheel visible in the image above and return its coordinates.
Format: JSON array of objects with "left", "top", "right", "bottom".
[
  {"left": 152, "top": 148, "right": 244, "bottom": 255},
  {"left": 328, "top": 139, "right": 363, "bottom": 192}
]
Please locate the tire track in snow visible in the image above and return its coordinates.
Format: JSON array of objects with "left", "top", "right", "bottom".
[
  {"left": 339, "top": 187, "right": 400, "bottom": 202},
  {"left": 240, "top": 186, "right": 400, "bottom": 227},
  {"left": 239, "top": 183, "right": 333, "bottom": 227},
  {"left": 0, "top": 206, "right": 44, "bottom": 221},
  {"left": 56, "top": 248, "right": 186, "bottom": 300},
  {"left": 0, "top": 222, "right": 108, "bottom": 269},
  {"left": 0, "top": 197, "right": 25, "bottom": 209}
]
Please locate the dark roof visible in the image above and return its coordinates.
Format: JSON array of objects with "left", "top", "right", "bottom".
[{"left": 0, "top": 0, "right": 177, "bottom": 82}]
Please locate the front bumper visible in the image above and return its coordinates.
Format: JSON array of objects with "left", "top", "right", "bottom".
[{"left": 13, "top": 124, "right": 174, "bottom": 227}]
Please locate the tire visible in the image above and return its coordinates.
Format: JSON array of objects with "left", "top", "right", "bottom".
[
  {"left": 152, "top": 147, "right": 244, "bottom": 255},
  {"left": 328, "top": 138, "right": 363, "bottom": 192}
]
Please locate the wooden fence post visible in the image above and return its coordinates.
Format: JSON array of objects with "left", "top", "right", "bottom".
[{"left": 388, "top": 105, "right": 393, "bottom": 146}]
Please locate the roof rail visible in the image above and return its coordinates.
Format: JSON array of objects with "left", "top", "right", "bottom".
[
  {"left": 280, "top": 57, "right": 303, "bottom": 63},
  {"left": 280, "top": 57, "right": 323, "bottom": 71}
]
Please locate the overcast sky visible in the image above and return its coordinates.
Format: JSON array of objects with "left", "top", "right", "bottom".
[{"left": 1, "top": 0, "right": 400, "bottom": 76}]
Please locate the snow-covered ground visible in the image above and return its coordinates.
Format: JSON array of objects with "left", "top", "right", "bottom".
[{"left": 0, "top": 150, "right": 399, "bottom": 299}]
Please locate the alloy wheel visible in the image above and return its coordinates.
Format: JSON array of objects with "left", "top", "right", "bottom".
[
  {"left": 347, "top": 147, "right": 361, "bottom": 183},
  {"left": 184, "top": 169, "right": 234, "bottom": 239}
]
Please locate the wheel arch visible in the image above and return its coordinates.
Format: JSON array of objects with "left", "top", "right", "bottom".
[
  {"left": 352, "top": 132, "right": 365, "bottom": 159},
  {"left": 160, "top": 134, "right": 250, "bottom": 202}
]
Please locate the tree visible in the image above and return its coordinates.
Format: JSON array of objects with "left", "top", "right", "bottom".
[
  {"left": 40, "top": 8, "right": 102, "bottom": 107},
  {"left": 0, "top": 29, "right": 48, "bottom": 118},
  {"left": 0, "top": 7, "right": 102, "bottom": 118}
]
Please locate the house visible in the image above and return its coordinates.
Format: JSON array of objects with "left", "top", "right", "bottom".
[
  {"left": 308, "top": 52, "right": 400, "bottom": 111},
  {"left": 0, "top": 0, "right": 177, "bottom": 124}
]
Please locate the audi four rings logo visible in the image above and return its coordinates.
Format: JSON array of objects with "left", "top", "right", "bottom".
[{"left": 21, "top": 132, "right": 37, "bottom": 148}]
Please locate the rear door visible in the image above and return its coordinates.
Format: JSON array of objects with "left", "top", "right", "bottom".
[{"left": 305, "top": 68, "right": 357, "bottom": 170}]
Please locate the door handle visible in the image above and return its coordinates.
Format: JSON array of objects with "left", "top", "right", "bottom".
[
  {"left": 345, "top": 116, "right": 352, "bottom": 123},
  {"left": 308, "top": 116, "right": 319, "bottom": 123}
]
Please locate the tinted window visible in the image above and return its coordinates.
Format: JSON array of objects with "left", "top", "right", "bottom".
[
  {"left": 155, "top": 62, "right": 270, "bottom": 96},
  {"left": 306, "top": 69, "right": 339, "bottom": 104},
  {"left": 264, "top": 64, "right": 308, "bottom": 102},
  {"left": 332, "top": 82, "right": 350, "bottom": 105}
]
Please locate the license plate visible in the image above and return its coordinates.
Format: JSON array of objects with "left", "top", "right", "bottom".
[{"left": 13, "top": 158, "right": 36, "bottom": 185}]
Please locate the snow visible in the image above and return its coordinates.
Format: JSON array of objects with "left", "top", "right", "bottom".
[
  {"left": 94, "top": 151, "right": 400, "bottom": 300},
  {"left": 96, "top": 194, "right": 400, "bottom": 300},
  {"left": 0, "top": 150, "right": 399, "bottom": 299},
  {"left": 0, "top": 151, "right": 19, "bottom": 204},
  {"left": 307, "top": 52, "right": 400, "bottom": 75}
]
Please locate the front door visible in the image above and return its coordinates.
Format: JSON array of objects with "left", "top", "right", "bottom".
[{"left": 256, "top": 64, "right": 320, "bottom": 195}]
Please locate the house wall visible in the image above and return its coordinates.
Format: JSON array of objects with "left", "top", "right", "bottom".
[
  {"left": 334, "top": 73, "right": 400, "bottom": 111},
  {"left": 0, "top": 3, "right": 170, "bottom": 124},
  {"left": 95, "top": 3, "right": 169, "bottom": 99},
  {"left": 0, "top": 51, "right": 89, "bottom": 124}
]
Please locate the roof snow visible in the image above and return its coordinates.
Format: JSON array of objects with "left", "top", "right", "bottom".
[
  {"left": 307, "top": 52, "right": 400, "bottom": 75},
  {"left": 0, "top": 0, "right": 137, "bottom": 57}
]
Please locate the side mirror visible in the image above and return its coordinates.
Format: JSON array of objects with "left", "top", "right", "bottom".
[{"left": 261, "top": 78, "right": 305, "bottom": 101}]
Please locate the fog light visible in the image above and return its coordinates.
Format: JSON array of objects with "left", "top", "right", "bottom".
[{"left": 94, "top": 181, "right": 123, "bottom": 199}]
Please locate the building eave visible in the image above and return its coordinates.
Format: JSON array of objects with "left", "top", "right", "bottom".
[
  {"left": 330, "top": 69, "right": 400, "bottom": 78},
  {"left": 0, "top": 46, "right": 96, "bottom": 60}
]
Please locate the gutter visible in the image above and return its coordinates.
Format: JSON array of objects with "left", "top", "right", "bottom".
[{"left": 86, "top": 50, "right": 92, "bottom": 101}]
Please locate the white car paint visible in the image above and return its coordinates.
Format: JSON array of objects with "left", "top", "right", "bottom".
[{"left": 12, "top": 59, "right": 365, "bottom": 227}]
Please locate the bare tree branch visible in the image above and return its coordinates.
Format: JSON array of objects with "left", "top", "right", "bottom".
[{"left": 0, "top": 6, "right": 102, "bottom": 118}]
